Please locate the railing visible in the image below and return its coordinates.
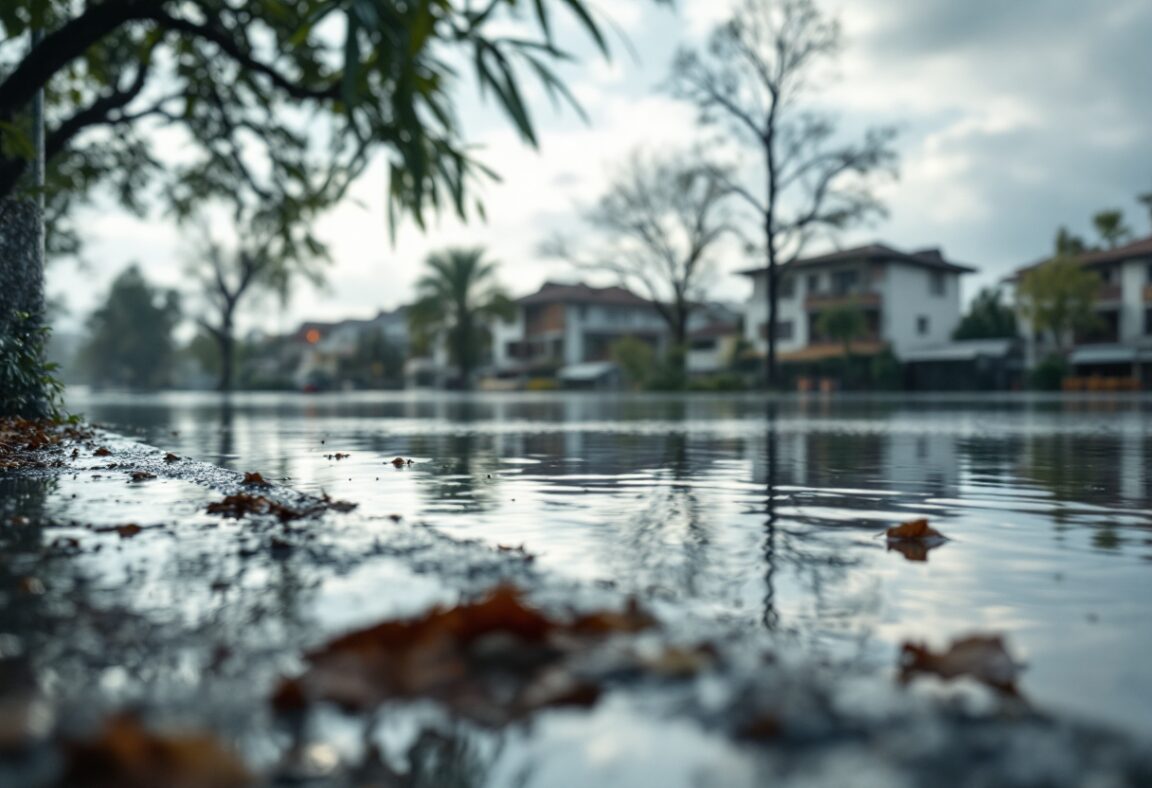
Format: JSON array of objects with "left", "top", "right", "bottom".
[
  {"left": 804, "top": 290, "right": 882, "bottom": 310},
  {"left": 1096, "top": 283, "right": 1122, "bottom": 302}
]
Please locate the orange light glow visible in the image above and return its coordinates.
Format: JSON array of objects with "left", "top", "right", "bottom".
[{"left": 305, "top": 329, "right": 321, "bottom": 344}]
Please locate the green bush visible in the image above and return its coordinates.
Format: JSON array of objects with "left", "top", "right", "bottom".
[
  {"left": 0, "top": 310, "right": 62, "bottom": 418},
  {"left": 1030, "top": 353, "right": 1068, "bottom": 390}
]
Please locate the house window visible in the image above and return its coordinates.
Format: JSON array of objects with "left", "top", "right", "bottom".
[
  {"left": 777, "top": 276, "right": 795, "bottom": 298},
  {"left": 759, "top": 321, "right": 794, "bottom": 340},
  {"left": 806, "top": 273, "right": 820, "bottom": 294},
  {"left": 832, "top": 270, "right": 859, "bottom": 296},
  {"left": 1145, "top": 308, "right": 1152, "bottom": 335},
  {"left": 917, "top": 315, "right": 930, "bottom": 336},
  {"left": 930, "top": 271, "right": 946, "bottom": 296},
  {"left": 1146, "top": 263, "right": 1152, "bottom": 284}
]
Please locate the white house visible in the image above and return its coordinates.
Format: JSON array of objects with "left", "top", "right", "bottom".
[
  {"left": 739, "top": 243, "right": 975, "bottom": 364},
  {"left": 1010, "top": 234, "right": 1152, "bottom": 384}
]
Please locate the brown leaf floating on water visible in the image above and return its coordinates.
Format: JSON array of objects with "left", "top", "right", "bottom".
[
  {"left": 390, "top": 456, "right": 408, "bottom": 468},
  {"left": 60, "top": 712, "right": 252, "bottom": 788},
  {"left": 129, "top": 471, "right": 155, "bottom": 483},
  {"left": 273, "top": 584, "right": 656, "bottom": 725},
  {"left": 885, "top": 518, "right": 944, "bottom": 540},
  {"left": 899, "top": 634, "right": 1020, "bottom": 695}
]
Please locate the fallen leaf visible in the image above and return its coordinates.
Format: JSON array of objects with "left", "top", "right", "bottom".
[
  {"left": 390, "top": 457, "right": 407, "bottom": 468},
  {"left": 206, "top": 493, "right": 301, "bottom": 522},
  {"left": 241, "top": 471, "right": 269, "bottom": 487},
  {"left": 885, "top": 518, "right": 944, "bottom": 540},
  {"left": 164, "top": 453, "right": 179, "bottom": 463},
  {"left": 276, "top": 585, "right": 657, "bottom": 724},
  {"left": 93, "top": 447, "right": 112, "bottom": 457},
  {"left": 899, "top": 634, "right": 1020, "bottom": 694},
  {"left": 17, "top": 576, "right": 45, "bottom": 595},
  {"left": 129, "top": 471, "right": 155, "bottom": 483},
  {"left": 95, "top": 523, "right": 143, "bottom": 539},
  {"left": 60, "top": 713, "right": 252, "bottom": 788},
  {"left": 324, "top": 452, "right": 350, "bottom": 461}
]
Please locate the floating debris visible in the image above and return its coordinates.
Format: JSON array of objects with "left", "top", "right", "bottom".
[
  {"left": 129, "top": 471, "right": 156, "bottom": 483},
  {"left": 899, "top": 634, "right": 1021, "bottom": 695},
  {"left": 163, "top": 452, "right": 179, "bottom": 463}
]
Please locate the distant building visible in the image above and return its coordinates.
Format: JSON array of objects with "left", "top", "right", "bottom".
[
  {"left": 492, "top": 282, "right": 668, "bottom": 385},
  {"left": 292, "top": 308, "right": 409, "bottom": 389},
  {"left": 686, "top": 304, "right": 744, "bottom": 376},
  {"left": 1009, "top": 235, "right": 1152, "bottom": 384},
  {"left": 739, "top": 242, "right": 976, "bottom": 366}
]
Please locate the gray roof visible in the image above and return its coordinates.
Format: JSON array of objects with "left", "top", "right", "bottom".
[{"left": 738, "top": 243, "right": 977, "bottom": 277}]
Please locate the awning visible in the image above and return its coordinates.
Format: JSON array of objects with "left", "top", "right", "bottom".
[
  {"left": 557, "top": 361, "right": 618, "bottom": 381},
  {"left": 1068, "top": 345, "right": 1141, "bottom": 365},
  {"left": 901, "top": 339, "right": 1016, "bottom": 363},
  {"left": 779, "top": 341, "right": 887, "bottom": 363}
]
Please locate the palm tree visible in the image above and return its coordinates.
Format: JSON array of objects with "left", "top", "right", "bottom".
[
  {"left": 1092, "top": 210, "right": 1131, "bottom": 249},
  {"left": 409, "top": 248, "right": 514, "bottom": 389}
]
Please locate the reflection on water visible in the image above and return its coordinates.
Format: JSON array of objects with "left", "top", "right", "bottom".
[{"left": 54, "top": 390, "right": 1152, "bottom": 739}]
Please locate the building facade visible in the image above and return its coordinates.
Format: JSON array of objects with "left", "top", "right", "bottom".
[
  {"left": 1011, "top": 235, "right": 1152, "bottom": 383},
  {"left": 739, "top": 243, "right": 975, "bottom": 363},
  {"left": 491, "top": 282, "right": 668, "bottom": 381}
]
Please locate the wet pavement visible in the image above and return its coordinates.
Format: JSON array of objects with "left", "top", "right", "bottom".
[{"left": 2, "top": 391, "right": 1151, "bottom": 786}]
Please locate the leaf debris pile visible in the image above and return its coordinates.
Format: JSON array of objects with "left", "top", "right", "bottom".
[
  {"left": 0, "top": 417, "right": 91, "bottom": 470},
  {"left": 205, "top": 491, "right": 357, "bottom": 521}
]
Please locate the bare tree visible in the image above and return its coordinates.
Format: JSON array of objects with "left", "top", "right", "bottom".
[
  {"left": 669, "top": 0, "right": 897, "bottom": 385},
  {"left": 189, "top": 224, "right": 325, "bottom": 391},
  {"left": 542, "top": 151, "right": 732, "bottom": 374}
]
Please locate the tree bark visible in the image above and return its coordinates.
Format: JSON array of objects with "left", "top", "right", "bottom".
[{"left": 0, "top": 200, "right": 48, "bottom": 416}]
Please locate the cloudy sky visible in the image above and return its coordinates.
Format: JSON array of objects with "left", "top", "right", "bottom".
[{"left": 51, "top": 0, "right": 1152, "bottom": 336}]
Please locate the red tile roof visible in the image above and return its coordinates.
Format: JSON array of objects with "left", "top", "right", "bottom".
[
  {"left": 737, "top": 243, "right": 976, "bottom": 276},
  {"left": 1012, "top": 234, "right": 1152, "bottom": 278}
]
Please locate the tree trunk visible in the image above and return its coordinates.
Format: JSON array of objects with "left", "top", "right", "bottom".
[
  {"left": 216, "top": 319, "right": 234, "bottom": 392},
  {"left": 0, "top": 199, "right": 48, "bottom": 417}
]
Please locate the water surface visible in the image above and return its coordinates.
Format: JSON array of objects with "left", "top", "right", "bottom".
[{"left": 62, "top": 390, "right": 1152, "bottom": 738}]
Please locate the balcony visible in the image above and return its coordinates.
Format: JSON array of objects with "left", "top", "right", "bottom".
[
  {"left": 1097, "top": 283, "right": 1123, "bottom": 304},
  {"left": 804, "top": 290, "right": 882, "bottom": 311}
]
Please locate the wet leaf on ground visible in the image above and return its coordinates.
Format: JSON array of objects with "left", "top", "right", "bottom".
[
  {"left": 163, "top": 452, "right": 179, "bottom": 463},
  {"left": 94, "top": 523, "right": 143, "bottom": 539},
  {"left": 129, "top": 471, "right": 155, "bottom": 483},
  {"left": 899, "top": 634, "right": 1021, "bottom": 695},
  {"left": 241, "top": 471, "right": 269, "bottom": 487},
  {"left": 60, "top": 713, "right": 252, "bottom": 788},
  {"left": 206, "top": 493, "right": 302, "bottom": 521},
  {"left": 273, "top": 584, "right": 656, "bottom": 725},
  {"left": 93, "top": 447, "right": 112, "bottom": 457},
  {"left": 390, "top": 457, "right": 412, "bottom": 468}
]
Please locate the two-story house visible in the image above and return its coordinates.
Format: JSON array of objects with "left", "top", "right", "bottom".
[
  {"left": 1011, "top": 234, "right": 1152, "bottom": 382},
  {"left": 739, "top": 243, "right": 975, "bottom": 363},
  {"left": 491, "top": 281, "right": 668, "bottom": 384}
]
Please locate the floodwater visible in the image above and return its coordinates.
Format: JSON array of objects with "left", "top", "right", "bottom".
[{"left": 59, "top": 388, "right": 1152, "bottom": 743}]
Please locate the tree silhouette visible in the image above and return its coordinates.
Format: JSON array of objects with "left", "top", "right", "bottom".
[
  {"left": 953, "top": 287, "right": 1018, "bottom": 340},
  {"left": 668, "top": 0, "right": 897, "bottom": 386},
  {"left": 542, "top": 151, "right": 732, "bottom": 374}
]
